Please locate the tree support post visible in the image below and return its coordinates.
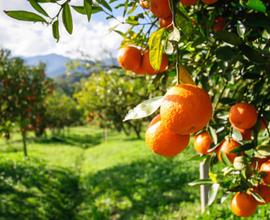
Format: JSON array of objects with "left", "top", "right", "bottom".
[{"left": 200, "top": 161, "right": 209, "bottom": 213}]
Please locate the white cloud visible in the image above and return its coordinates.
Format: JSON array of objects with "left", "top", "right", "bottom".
[{"left": 0, "top": 0, "right": 127, "bottom": 60}]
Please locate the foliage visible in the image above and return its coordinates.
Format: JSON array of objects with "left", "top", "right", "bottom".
[
  {"left": 44, "top": 91, "right": 84, "bottom": 132},
  {"left": 75, "top": 70, "right": 168, "bottom": 138}
]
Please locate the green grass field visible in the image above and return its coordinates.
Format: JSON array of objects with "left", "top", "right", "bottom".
[{"left": 1, "top": 126, "right": 270, "bottom": 220}]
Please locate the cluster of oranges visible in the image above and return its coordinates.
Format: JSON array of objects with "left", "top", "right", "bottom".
[
  {"left": 139, "top": 0, "right": 220, "bottom": 29},
  {"left": 117, "top": 46, "right": 168, "bottom": 75},
  {"left": 193, "top": 102, "right": 270, "bottom": 217},
  {"left": 145, "top": 84, "right": 212, "bottom": 157}
]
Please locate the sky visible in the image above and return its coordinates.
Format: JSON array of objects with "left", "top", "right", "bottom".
[{"left": 0, "top": 0, "right": 129, "bottom": 61}]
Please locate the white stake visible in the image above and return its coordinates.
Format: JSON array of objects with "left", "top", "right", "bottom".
[{"left": 200, "top": 161, "right": 210, "bottom": 213}]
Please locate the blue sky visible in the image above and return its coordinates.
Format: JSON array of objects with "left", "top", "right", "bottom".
[{"left": 0, "top": 0, "right": 131, "bottom": 60}]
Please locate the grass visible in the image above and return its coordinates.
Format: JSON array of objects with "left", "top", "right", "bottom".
[{"left": 1, "top": 126, "right": 270, "bottom": 219}]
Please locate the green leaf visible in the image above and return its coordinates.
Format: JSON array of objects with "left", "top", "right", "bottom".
[
  {"left": 84, "top": 0, "right": 92, "bottom": 21},
  {"left": 214, "top": 31, "right": 242, "bottom": 45},
  {"left": 231, "top": 143, "right": 254, "bottom": 153},
  {"left": 62, "top": 3, "right": 73, "bottom": 34},
  {"left": 250, "top": 191, "right": 265, "bottom": 203},
  {"left": 97, "top": 0, "right": 112, "bottom": 12},
  {"left": 221, "top": 151, "right": 231, "bottom": 166},
  {"left": 52, "top": 20, "right": 60, "bottom": 42},
  {"left": 246, "top": 0, "right": 266, "bottom": 13},
  {"left": 209, "top": 126, "right": 218, "bottom": 145},
  {"left": 232, "top": 128, "right": 242, "bottom": 142},
  {"left": 188, "top": 179, "right": 212, "bottom": 187},
  {"left": 72, "top": 6, "right": 102, "bottom": 15},
  {"left": 148, "top": 28, "right": 166, "bottom": 71},
  {"left": 216, "top": 46, "right": 238, "bottom": 61},
  {"left": 256, "top": 145, "right": 270, "bottom": 157},
  {"left": 208, "top": 184, "right": 220, "bottom": 206},
  {"left": 123, "top": 96, "right": 164, "bottom": 121},
  {"left": 29, "top": 0, "right": 49, "bottom": 17},
  {"left": 240, "top": 44, "right": 268, "bottom": 64},
  {"left": 233, "top": 156, "right": 246, "bottom": 170},
  {"left": 4, "top": 10, "right": 47, "bottom": 23}
]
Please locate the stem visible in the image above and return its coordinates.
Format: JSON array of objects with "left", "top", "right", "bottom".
[{"left": 21, "top": 130, "right": 28, "bottom": 158}]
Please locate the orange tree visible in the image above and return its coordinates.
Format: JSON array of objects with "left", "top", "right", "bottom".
[
  {"left": 4, "top": 0, "right": 270, "bottom": 217},
  {"left": 0, "top": 49, "right": 54, "bottom": 157}
]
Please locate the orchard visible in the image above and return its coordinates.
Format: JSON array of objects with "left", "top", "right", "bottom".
[{"left": 3, "top": 0, "right": 270, "bottom": 218}]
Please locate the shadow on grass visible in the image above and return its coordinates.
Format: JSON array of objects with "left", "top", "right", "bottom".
[
  {"left": 0, "top": 157, "right": 82, "bottom": 220},
  {"left": 78, "top": 158, "right": 199, "bottom": 220}
]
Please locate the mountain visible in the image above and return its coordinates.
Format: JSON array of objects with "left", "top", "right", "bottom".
[{"left": 24, "top": 54, "right": 71, "bottom": 78}]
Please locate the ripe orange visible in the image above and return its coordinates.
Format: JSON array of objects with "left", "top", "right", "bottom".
[
  {"left": 252, "top": 185, "right": 270, "bottom": 205},
  {"left": 139, "top": 0, "right": 150, "bottom": 9},
  {"left": 260, "top": 160, "right": 270, "bottom": 184},
  {"left": 150, "top": 0, "right": 172, "bottom": 19},
  {"left": 213, "top": 17, "right": 225, "bottom": 32},
  {"left": 181, "top": 0, "right": 197, "bottom": 6},
  {"left": 202, "top": 0, "right": 218, "bottom": 4},
  {"left": 160, "top": 84, "right": 212, "bottom": 135},
  {"left": 145, "top": 115, "right": 190, "bottom": 157},
  {"left": 141, "top": 51, "right": 168, "bottom": 75},
  {"left": 159, "top": 16, "right": 172, "bottom": 28},
  {"left": 260, "top": 117, "right": 267, "bottom": 130},
  {"left": 251, "top": 157, "right": 268, "bottom": 170},
  {"left": 229, "top": 103, "right": 258, "bottom": 130},
  {"left": 117, "top": 46, "right": 142, "bottom": 73},
  {"left": 230, "top": 192, "right": 257, "bottom": 217},
  {"left": 217, "top": 138, "right": 240, "bottom": 162},
  {"left": 194, "top": 132, "right": 212, "bottom": 155}
]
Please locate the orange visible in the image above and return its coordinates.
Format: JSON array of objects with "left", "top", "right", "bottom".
[
  {"left": 159, "top": 16, "right": 172, "bottom": 28},
  {"left": 229, "top": 103, "right": 258, "bottom": 130},
  {"left": 260, "top": 160, "right": 270, "bottom": 184},
  {"left": 117, "top": 46, "right": 142, "bottom": 73},
  {"left": 139, "top": 0, "right": 150, "bottom": 9},
  {"left": 150, "top": 0, "right": 172, "bottom": 19},
  {"left": 202, "top": 0, "right": 218, "bottom": 4},
  {"left": 261, "top": 117, "right": 267, "bottom": 130},
  {"left": 213, "top": 17, "right": 225, "bottom": 32},
  {"left": 141, "top": 51, "right": 168, "bottom": 75},
  {"left": 145, "top": 115, "right": 190, "bottom": 157},
  {"left": 217, "top": 138, "right": 240, "bottom": 162},
  {"left": 230, "top": 192, "right": 257, "bottom": 217},
  {"left": 194, "top": 132, "right": 212, "bottom": 155},
  {"left": 181, "top": 0, "right": 197, "bottom": 6},
  {"left": 160, "top": 84, "right": 212, "bottom": 135},
  {"left": 252, "top": 185, "right": 270, "bottom": 205}
]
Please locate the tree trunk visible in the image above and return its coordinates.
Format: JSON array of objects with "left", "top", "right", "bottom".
[{"left": 21, "top": 130, "right": 28, "bottom": 158}]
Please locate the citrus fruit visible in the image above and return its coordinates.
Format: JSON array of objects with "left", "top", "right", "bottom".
[
  {"left": 160, "top": 84, "right": 212, "bottom": 135},
  {"left": 202, "top": 0, "right": 218, "bottom": 4},
  {"left": 117, "top": 46, "right": 142, "bottom": 72},
  {"left": 260, "top": 160, "right": 270, "bottom": 184},
  {"left": 230, "top": 192, "right": 257, "bottom": 217},
  {"left": 229, "top": 103, "right": 258, "bottom": 130},
  {"left": 181, "top": 0, "right": 197, "bottom": 6},
  {"left": 159, "top": 16, "right": 172, "bottom": 28},
  {"left": 141, "top": 51, "right": 168, "bottom": 75},
  {"left": 213, "top": 17, "right": 225, "bottom": 32},
  {"left": 252, "top": 185, "right": 270, "bottom": 205},
  {"left": 139, "top": 0, "right": 150, "bottom": 9},
  {"left": 150, "top": 0, "right": 172, "bottom": 19},
  {"left": 194, "top": 132, "right": 212, "bottom": 155},
  {"left": 145, "top": 114, "right": 190, "bottom": 157},
  {"left": 217, "top": 138, "right": 240, "bottom": 162}
]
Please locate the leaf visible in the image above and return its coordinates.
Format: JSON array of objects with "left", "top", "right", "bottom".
[
  {"left": 209, "top": 126, "right": 218, "bottom": 145},
  {"left": 214, "top": 31, "right": 242, "bottom": 45},
  {"left": 250, "top": 191, "right": 265, "bottom": 203},
  {"left": 84, "top": 0, "right": 92, "bottom": 21},
  {"left": 188, "top": 179, "right": 212, "bottom": 186},
  {"left": 62, "top": 3, "right": 73, "bottom": 34},
  {"left": 216, "top": 46, "right": 238, "bottom": 61},
  {"left": 232, "top": 128, "right": 243, "bottom": 142},
  {"left": 72, "top": 6, "right": 102, "bottom": 15},
  {"left": 240, "top": 44, "right": 268, "bottom": 64},
  {"left": 256, "top": 145, "right": 270, "bottom": 157},
  {"left": 246, "top": 0, "right": 266, "bottom": 13},
  {"left": 97, "top": 0, "right": 112, "bottom": 12},
  {"left": 29, "top": 0, "right": 49, "bottom": 17},
  {"left": 52, "top": 20, "right": 60, "bottom": 42},
  {"left": 4, "top": 10, "right": 47, "bottom": 23},
  {"left": 221, "top": 151, "right": 231, "bottom": 166},
  {"left": 208, "top": 184, "right": 220, "bottom": 206},
  {"left": 231, "top": 143, "right": 254, "bottom": 153},
  {"left": 233, "top": 156, "right": 246, "bottom": 170},
  {"left": 123, "top": 96, "right": 163, "bottom": 121},
  {"left": 148, "top": 28, "right": 166, "bottom": 71},
  {"left": 178, "top": 65, "right": 196, "bottom": 85}
]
